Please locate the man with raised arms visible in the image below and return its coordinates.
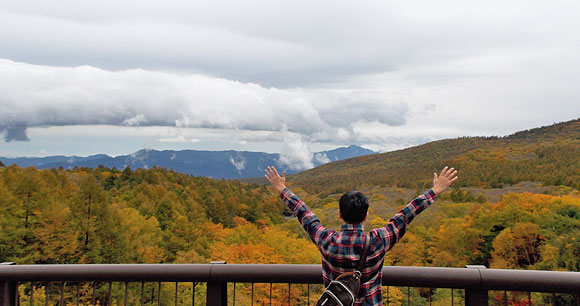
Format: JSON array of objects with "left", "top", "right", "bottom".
[{"left": 265, "top": 166, "right": 458, "bottom": 306}]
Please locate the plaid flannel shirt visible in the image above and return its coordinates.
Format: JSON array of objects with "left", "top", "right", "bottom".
[{"left": 280, "top": 188, "right": 437, "bottom": 306}]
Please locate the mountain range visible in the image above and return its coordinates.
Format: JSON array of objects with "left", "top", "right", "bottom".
[{"left": 0, "top": 145, "right": 374, "bottom": 179}]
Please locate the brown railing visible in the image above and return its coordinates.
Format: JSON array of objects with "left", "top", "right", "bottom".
[{"left": 1, "top": 262, "right": 579, "bottom": 306}]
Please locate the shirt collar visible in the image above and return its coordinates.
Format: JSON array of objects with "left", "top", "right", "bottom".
[{"left": 340, "top": 224, "right": 365, "bottom": 232}]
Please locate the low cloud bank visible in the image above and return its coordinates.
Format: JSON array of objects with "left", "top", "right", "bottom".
[{"left": 0, "top": 59, "right": 408, "bottom": 143}]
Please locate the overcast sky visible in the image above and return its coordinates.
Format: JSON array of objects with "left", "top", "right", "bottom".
[{"left": 1, "top": 0, "right": 579, "bottom": 169}]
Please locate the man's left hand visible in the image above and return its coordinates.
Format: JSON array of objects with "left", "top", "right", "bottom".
[{"left": 265, "top": 166, "right": 286, "bottom": 193}]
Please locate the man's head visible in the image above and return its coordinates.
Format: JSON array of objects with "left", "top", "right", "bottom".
[{"left": 339, "top": 191, "right": 369, "bottom": 224}]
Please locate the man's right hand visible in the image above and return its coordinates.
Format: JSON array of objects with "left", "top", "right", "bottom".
[{"left": 432, "top": 166, "right": 458, "bottom": 195}]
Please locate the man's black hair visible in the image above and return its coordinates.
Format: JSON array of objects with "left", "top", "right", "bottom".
[{"left": 339, "top": 191, "right": 369, "bottom": 224}]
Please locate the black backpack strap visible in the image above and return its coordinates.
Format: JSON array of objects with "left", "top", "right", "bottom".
[{"left": 356, "top": 234, "right": 370, "bottom": 273}]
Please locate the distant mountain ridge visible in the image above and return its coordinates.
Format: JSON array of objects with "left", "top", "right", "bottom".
[{"left": 0, "top": 145, "right": 374, "bottom": 179}]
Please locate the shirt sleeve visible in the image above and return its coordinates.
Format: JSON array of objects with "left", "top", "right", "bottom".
[
  {"left": 373, "top": 189, "right": 437, "bottom": 253},
  {"left": 280, "top": 187, "right": 333, "bottom": 246}
]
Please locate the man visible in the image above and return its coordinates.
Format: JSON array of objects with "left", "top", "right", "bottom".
[{"left": 264, "top": 166, "right": 458, "bottom": 306}]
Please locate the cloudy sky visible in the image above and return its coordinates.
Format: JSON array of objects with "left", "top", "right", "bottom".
[{"left": 1, "top": 1, "right": 579, "bottom": 168}]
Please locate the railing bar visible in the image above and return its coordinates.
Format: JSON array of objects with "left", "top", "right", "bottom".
[
  {"left": 451, "top": 288, "right": 453, "bottom": 306},
  {"left": 307, "top": 284, "right": 310, "bottom": 306},
  {"left": 407, "top": 287, "right": 410, "bottom": 306},
  {"left": 157, "top": 282, "right": 161, "bottom": 306},
  {"left": 141, "top": 282, "right": 145, "bottom": 306},
  {"left": 30, "top": 282, "right": 34, "bottom": 306},
  {"left": 60, "top": 281, "right": 65, "bottom": 306},
  {"left": 125, "top": 282, "right": 129, "bottom": 306},
  {"left": 46, "top": 282, "right": 49, "bottom": 306},
  {"left": 251, "top": 283, "right": 254, "bottom": 306},
  {"left": 269, "top": 283, "right": 272, "bottom": 306},
  {"left": 107, "top": 282, "right": 112, "bottom": 306},
  {"left": 175, "top": 282, "right": 178, "bottom": 306},
  {"left": 17, "top": 282, "right": 20, "bottom": 306},
  {"left": 92, "top": 282, "right": 96, "bottom": 306},
  {"left": 7, "top": 266, "right": 580, "bottom": 306}
]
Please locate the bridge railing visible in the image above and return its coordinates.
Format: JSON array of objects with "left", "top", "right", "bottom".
[{"left": 1, "top": 262, "right": 579, "bottom": 306}]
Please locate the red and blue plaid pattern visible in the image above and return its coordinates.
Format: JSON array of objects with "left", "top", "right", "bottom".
[{"left": 280, "top": 188, "right": 437, "bottom": 306}]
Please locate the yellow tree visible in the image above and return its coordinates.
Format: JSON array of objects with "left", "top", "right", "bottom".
[
  {"left": 32, "top": 200, "right": 82, "bottom": 263},
  {"left": 432, "top": 217, "right": 482, "bottom": 267},
  {"left": 491, "top": 222, "right": 542, "bottom": 269},
  {"left": 115, "top": 207, "right": 165, "bottom": 263},
  {"left": 12, "top": 167, "right": 45, "bottom": 242}
]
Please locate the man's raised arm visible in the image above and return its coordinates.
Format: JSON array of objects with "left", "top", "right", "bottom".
[{"left": 265, "top": 166, "right": 332, "bottom": 245}]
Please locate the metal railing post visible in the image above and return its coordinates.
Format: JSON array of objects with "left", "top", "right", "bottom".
[
  {"left": 465, "top": 265, "right": 488, "bottom": 306},
  {"left": 206, "top": 261, "right": 227, "bottom": 306},
  {"left": 0, "top": 263, "right": 17, "bottom": 306}
]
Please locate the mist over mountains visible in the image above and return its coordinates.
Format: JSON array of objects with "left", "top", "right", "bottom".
[{"left": 0, "top": 145, "right": 374, "bottom": 179}]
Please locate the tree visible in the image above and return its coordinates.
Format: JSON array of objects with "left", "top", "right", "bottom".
[
  {"left": 120, "top": 166, "right": 134, "bottom": 182},
  {"left": 538, "top": 230, "right": 580, "bottom": 271},
  {"left": 432, "top": 218, "right": 483, "bottom": 267},
  {"left": 32, "top": 201, "right": 82, "bottom": 263},
  {"left": 491, "top": 223, "right": 543, "bottom": 269},
  {"left": 0, "top": 174, "right": 22, "bottom": 261},
  {"left": 71, "top": 175, "right": 108, "bottom": 262},
  {"left": 12, "top": 168, "right": 44, "bottom": 242}
]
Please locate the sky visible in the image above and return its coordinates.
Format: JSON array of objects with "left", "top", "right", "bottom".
[{"left": 1, "top": 0, "right": 579, "bottom": 169}]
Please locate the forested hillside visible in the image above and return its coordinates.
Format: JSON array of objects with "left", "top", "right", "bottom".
[
  {"left": 289, "top": 119, "right": 580, "bottom": 196},
  {"left": 0, "top": 165, "right": 310, "bottom": 264}
]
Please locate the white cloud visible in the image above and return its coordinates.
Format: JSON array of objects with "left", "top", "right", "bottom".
[
  {"left": 158, "top": 136, "right": 200, "bottom": 143},
  {"left": 123, "top": 114, "right": 147, "bottom": 126},
  {"left": 313, "top": 152, "right": 331, "bottom": 164},
  {"left": 0, "top": 59, "right": 408, "bottom": 143},
  {"left": 278, "top": 133, "right": 314, "bottom": 171},
  {"left": 229, "top": 156, "right": 246, "bottom": 173}
]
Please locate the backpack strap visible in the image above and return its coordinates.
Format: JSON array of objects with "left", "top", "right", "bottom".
[{"left": 356, "top": 234, "right": 370, "bottom": 273}]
